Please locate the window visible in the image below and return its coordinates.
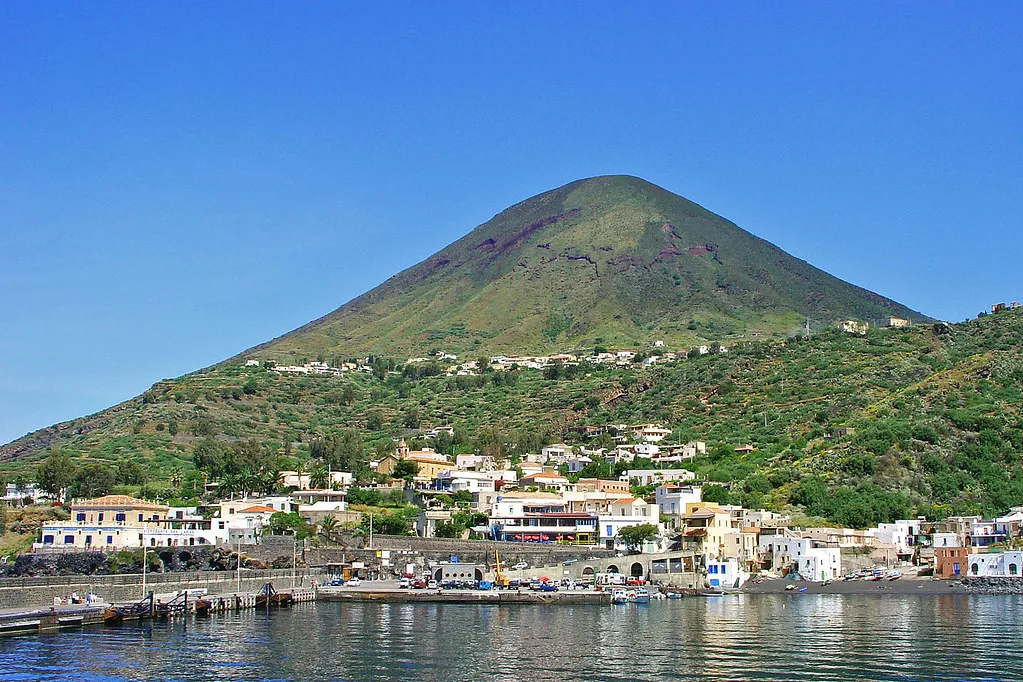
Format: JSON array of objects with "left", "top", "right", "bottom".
[
  {"left": 116, "top": 513, "right": 125, "bottom": 522},
  {"left": 721, "top": 565, "right": 727, "bottom": 574},
  {"left": 43, "top": 535, "right": 54, "bottom": 544},
  {"left": 64, "top": 535, "right": 74, "bottom": 544},
  {"left": 107, "top": 536, "right": 113, "bottom": 545},
  {"left": 971, "top": 563, "right": 979, "bottom": 575},
  {"left": 98, "top": 513, "right": 104, "bottom": 522},
  {"left": 76, "top": 513, "right": 86, "bottom": 522},
  {"left": 85, "top": 536, "right": 92, "bottom": 546},
  {"left": 138, "top": 514, "right": 144, "bottom": 522}
]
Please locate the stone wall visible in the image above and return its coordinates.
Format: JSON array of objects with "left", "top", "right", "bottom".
[
  {"left": 307, "top": 536, "right": 618, "bottom": 577},
  {"left": 0, "top": 567, "right": 327, "bottom": 610}
]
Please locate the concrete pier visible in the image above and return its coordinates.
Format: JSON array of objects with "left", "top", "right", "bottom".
[{"left": 318, "top": 586, "right": 611, "bottom": 605}]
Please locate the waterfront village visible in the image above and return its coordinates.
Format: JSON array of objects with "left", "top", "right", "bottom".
[
  {"left": 6, "top": 307, "right": 1023, "bottom": 599},
  {"left": 8, "top": 422, "right": 1023, "bottom": 589}
]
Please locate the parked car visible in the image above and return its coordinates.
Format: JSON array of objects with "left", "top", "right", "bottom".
[
  {"left": 512, "top": 562, "right": 529, "bottom": 570},
  {"left": 427, "top": 580, "right": 438, "bottom": 589},
  {"left": 539, "top": 582, "right": 558, "bottom": 592},
  {"left": 344, "top": 578, "right": 361, "bottom": 587},
  {"left": 411, "top": 579, "right": 427, "bottom": 589}
]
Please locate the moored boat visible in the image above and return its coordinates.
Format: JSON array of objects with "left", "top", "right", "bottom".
[
  {"left": 610, "top": 589, "right": 629, "bottom": 605},
  {"left": 632, "top": 588, "right": 650, "bottom": 603}
]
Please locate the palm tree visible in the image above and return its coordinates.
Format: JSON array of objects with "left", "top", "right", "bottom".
[
  {"left": 309, "top": 465, "right": 329, "bottom": 490},
  {"left": 318, "top": 515, "right": 340, "bottom": 544}
]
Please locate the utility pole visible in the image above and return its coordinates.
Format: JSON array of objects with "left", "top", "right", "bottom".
[
  {"left": 369, "top": 513, "right": 374, "bottom": 549},
  {"left": 236, "top": 536, "right": 241, "bottom": 593},
  {"left": 141, "top": 535, "right": 148, "bottom": 601}
]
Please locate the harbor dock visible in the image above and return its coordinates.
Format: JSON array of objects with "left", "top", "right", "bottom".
[
  {"left": 318, "top": 586, "right": 611, "bottom": 605},
  {"left": 0, "top": 584, "right": 315, "bottom": 638}
]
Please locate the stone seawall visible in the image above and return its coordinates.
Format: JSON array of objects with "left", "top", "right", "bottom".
[{"left": 0, "top": 568, "right": 326, "bottom": 610}]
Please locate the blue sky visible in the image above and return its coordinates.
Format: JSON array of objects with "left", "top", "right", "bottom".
[{"left": 1, "top": 3, "right": 1021, "bottom": 446}]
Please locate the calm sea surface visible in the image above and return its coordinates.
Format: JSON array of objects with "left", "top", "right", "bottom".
[{"left": 2, "top": 595, "right": 1023, "bottom": 681}]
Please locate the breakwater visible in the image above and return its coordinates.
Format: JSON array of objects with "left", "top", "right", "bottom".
[{"left": 0, "top": 567, "right": 326, "bottom": 610}]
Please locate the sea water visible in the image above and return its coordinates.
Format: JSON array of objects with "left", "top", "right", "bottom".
[{"left": 2, "top": 594, "right": 1022, "bottom": 681}]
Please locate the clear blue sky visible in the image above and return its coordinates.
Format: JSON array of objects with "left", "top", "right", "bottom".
[{"left": 1, "top": 3, "right": 1021, "bottom": 446}]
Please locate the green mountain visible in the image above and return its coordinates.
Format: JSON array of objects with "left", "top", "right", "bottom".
[{"left": 243, "top": 175, "right": 927, "bottom": 363}]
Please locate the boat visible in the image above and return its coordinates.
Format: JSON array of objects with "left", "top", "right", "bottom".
[
  {"left": 610, "top": 589, "right": 629, "bottom": 605},
  {"left": 632, "top": 588, "right": 650, "bottom": 603},
  {"left": 667, "top": 592, "right": 683, "bottom": 600}
]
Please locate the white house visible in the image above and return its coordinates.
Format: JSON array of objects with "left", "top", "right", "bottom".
[
  {"left": 655, "top": 484, "right": 703, "bottom": 517},
  {"left": 623, "top": 469, "right": 696, "bottom": 487},
  {"left": 966, "top": 551, "right": 1023, "bottom": 577},
  {"left": 598, "top": 497, "right": 664, "bottom": 552},
  {"left": 797, "top": 547, "right": 842, "bottom": 582},
  {"left": 871, "top": 519, "right": 922, "bottom": 558},
  {"left": 541, "top": 444, "right": 574, "bottom": 463},
  {"left": 706, "top": 558, "right": 747, "bottom": 589},
  {"left": 435, "top": 470, "right": 496, "bottom": 494}
]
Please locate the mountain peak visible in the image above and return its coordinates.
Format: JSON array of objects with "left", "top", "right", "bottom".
[{"left": 243, "top": 177, "right": 928, "bottom": 362}]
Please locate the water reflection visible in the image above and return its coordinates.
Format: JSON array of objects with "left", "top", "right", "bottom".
[{"left": 2, "top": 596, "right": 1023, "bottom": 681}]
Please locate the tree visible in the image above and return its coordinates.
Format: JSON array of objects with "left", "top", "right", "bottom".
[
  {"left": 392, "top": 460, "right": 420, "bottom": 486},
  {"left": 71, "top": 463, "right": 116, "bottom": 499},
  {"left": 616, "top": 523, "right": 658, "bottom": 551},
  {"left": 318, "top": 515, "right": 341, "bottom": 543},
  {"left": 264, "top": 511, "right": 315, "bottom": 540},
  {"left": 117, "top": 460, "right": 147, "bottom": 486},
  {"left": 701, "top": 484, "right": 731, "bottom": 505},
  {"left": 0, "top": 503, "right": 7, "bottom": 536},
  {"left": 36, "top": 450, "right": 76, "bottom": 500}
]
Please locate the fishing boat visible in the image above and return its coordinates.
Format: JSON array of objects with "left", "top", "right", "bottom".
[
  {"left": 610, "top": 589, "right": 629, "bottom": 605},
  {"left": 632, "top": 588, "right": 650, "bottom": 603}
]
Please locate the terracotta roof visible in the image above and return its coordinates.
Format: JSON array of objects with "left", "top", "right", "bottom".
[
  {"left": 238, "top": 505, "right": 278, "bottom": 514},
  {"left": 613, "top": 497, "right": 639, "bottom": 504},
  {"left": 73, "top": 495, "right": 168, "bottom": 511}
]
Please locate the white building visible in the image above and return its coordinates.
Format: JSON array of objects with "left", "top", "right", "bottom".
[
  {"left": 598, "top": 497, "right": 664, "bottom": 552},
  {"left": 623, "top": 469, "right": 696, "bottom": 487},
  {"left": 34, "top": 497, "right": 227, "bottom": 551},
  {"left": 280, "top": 470, "right": 351, "bottom": 491},
  {"left": 872, "top": 519, "right": 922, "bottom": 558},
  {"left": 706, "top": 558, "right": 746, "bottom": 589},
  {"left": 435, "top": 470, "right": 496, "bottom": 494},
  {"left": 966, "top": 551, "right": 1023, "bottom": 577},
  {"left": 655, "top": 484, "right": 703, "bottom": 517},
  {"left": 797, "top": 547, "right": 842, "bottom": 582}
]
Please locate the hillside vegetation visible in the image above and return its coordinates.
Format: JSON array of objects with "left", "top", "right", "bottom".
[{"left": 4, "top": 308, "right": 1022, "bottom": 528}]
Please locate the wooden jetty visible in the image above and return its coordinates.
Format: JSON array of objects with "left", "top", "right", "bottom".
[{"left": 0, "top": 582, "right": 315, "bottom": 638}]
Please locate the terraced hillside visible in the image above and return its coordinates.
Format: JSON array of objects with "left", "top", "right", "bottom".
[{"left": 3, "top": 308, "right": 1022, "bottom": 528}]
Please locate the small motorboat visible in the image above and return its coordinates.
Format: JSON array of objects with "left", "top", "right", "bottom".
[
  {"left": 610, "top": 589, "right": 629, "bottom": 605},
  {"left": 632, "top": 588, "right": 650, "bottom": 603}
]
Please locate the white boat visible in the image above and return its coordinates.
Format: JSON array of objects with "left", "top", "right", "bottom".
[
  {"left": 610, "top": 589, "right": 629, "bottom": 605},
  {"left": 632, "top": 588, "right": 650, "bottom": 603}
]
